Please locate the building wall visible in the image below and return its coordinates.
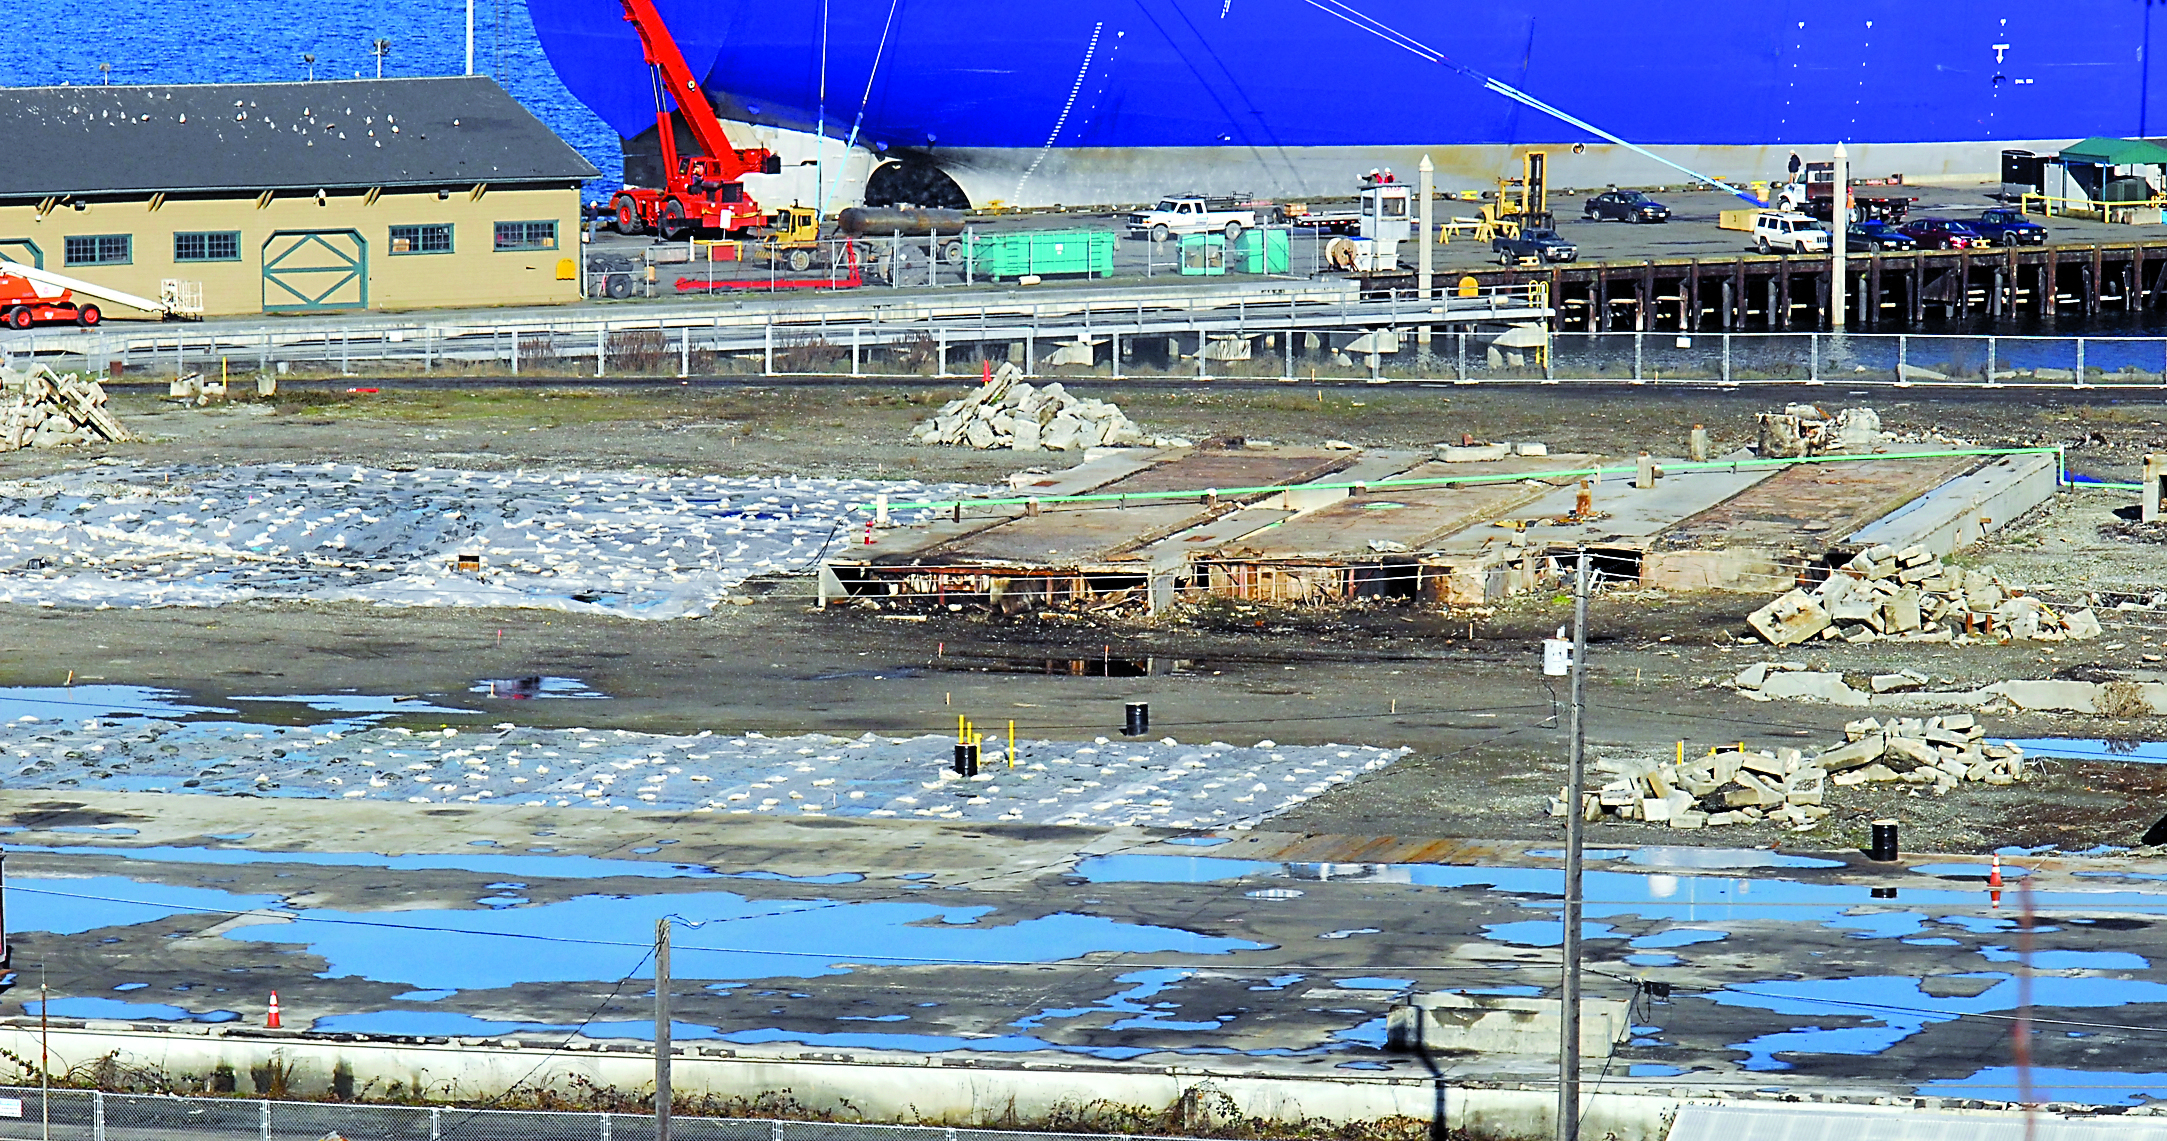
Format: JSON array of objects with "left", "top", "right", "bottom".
[{"left": 0, "top": 185, "right": 582, "bottom": 317}]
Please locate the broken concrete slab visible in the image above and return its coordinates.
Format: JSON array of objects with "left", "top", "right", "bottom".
[
  {"left": 1747, "top": 590, "right": 1832, "bottom": 647},
  {"left": 1757, "top": 670, "right": 1866, "bottom": 706}
]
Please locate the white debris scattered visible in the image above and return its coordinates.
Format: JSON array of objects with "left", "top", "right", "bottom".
[
  {"left": 1745, "top": 544, "right": 2099, "bottom": 646},
  {"left": 1551, "top": 714, "right": 2025, "bottom": 829},
  {"left": 911, "top": 364, "right": 1187, "bottom": 451},
  {"left": 0, "top": 463, "right": 983, "bottom": 618},
  {"left": 0, "top": 363, "right": 130, "bottom": 451},
  {"left": 0, "top": 713, "right": 1407, "bottom": 830}
]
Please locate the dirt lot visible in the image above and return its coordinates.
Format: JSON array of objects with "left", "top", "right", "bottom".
[{"left": 5, "top": 381, "right": 2167, "bottom": 855}]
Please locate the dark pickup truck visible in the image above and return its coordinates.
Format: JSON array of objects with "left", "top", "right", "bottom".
[
  {"left": 1969, "top": 208, "right": 2048, "bottom": 246},
  {"left": 1493, "top": 228, "right": 1578, "bottom": 264}
]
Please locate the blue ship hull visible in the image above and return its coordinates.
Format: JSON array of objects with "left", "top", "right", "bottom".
[{"left": 529, "top": 0, "right": 2159, "bottom": 206}]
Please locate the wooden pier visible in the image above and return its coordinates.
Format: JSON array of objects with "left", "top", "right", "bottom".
[{"left": 1480, "top": 241, "right": 2167, "bottom": 332}]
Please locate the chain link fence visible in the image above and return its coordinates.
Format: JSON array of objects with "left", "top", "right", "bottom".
[{"left": 0, "top": 1089, "right": 1189, "bottom": 1141}]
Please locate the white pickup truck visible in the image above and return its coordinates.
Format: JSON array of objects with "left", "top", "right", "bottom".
[{"left": 1126, "top": 195, "right": 1255, "bottom": 242}]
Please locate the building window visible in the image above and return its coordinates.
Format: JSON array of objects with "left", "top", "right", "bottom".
[
  {"left": 390, "top": 224, "right": 454, "bottom": 255},
  {"left": 64, "top": 234, "right": 132, "bottom": 267},
  {"left": 494, "top": 220, "right": 557, "bottom": 252},
  {"left": 173, "top": 231, "right": 241, "bottom": 262}
]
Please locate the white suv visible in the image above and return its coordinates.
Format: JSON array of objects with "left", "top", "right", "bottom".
[{"left": 1753, "top": 211, "right": 1830, "bottom": 254}]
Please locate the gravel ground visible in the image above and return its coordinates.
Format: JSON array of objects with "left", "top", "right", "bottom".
[{"left": 0, "top": 381, "right": 2162, "bottom": 855}]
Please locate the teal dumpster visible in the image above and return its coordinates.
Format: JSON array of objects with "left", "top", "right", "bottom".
[
  {"left": 1237, "top": 227, "right": 1290, "bottom": 273},
  {"left": 1179, "top": 233, "right": 1227, "bottom": 276},
  {"left": 969, "top": 230, "right": 1115, "bottom": 280}
]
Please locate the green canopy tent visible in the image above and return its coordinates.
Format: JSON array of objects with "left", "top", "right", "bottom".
[{"left": 2048, "top": 136, "right": 2167, "bottom": 213}]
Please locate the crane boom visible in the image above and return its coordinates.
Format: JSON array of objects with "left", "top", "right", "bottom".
[
  {"left": 6, "top": 262, "right": 171, "bottom": 315},
  {"left": 608, "top": 0, "right": 780, "bottom": 239}
]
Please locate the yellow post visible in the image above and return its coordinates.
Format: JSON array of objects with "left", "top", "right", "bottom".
[
  {"left": 958, "top": 714, "right": 966, "bottom": 744},
  {"left": 1008, "top": 721, "right": 1017, "bottom": 768},
  {"left": 1676, "top": 741, "right": 1684, "bottom": 764}
]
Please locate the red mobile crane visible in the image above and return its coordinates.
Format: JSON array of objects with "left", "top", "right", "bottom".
[{"left": 607, "top": 0, "right": 782, "bottom": 240}]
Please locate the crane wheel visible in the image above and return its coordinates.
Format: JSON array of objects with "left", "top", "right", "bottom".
[
  {"left": 4, "top": 308, "right": 30, "bottom": 330},
  {"left": 612, "top": 197, "right": 645, "bottom": 236},
  {"left": 75, "top": 305, "right": 101, "bottom": 328}
]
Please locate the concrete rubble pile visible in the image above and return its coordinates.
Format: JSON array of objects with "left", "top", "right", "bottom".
[
  {"left": 911, "top": 363, "right": 1187, "bottom": 452},
  {"left": 1746, "top": 543, "right": 2100, "bottom": 647},
  {"left": 1756, "top": 404, "right": 1885, "bottom": 458},
  {"left": 1550, "top": 711, "right": 2026, "bottom": 830},
  {"left": 0, "top": 363, "right": 130, "bottom": 451}
]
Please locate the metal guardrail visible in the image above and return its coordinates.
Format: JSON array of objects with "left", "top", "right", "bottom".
[
  {"left": 0, "top": 284, "right": 1552, "bottom": 382},
  {"left": 0, "top": 1088, "right": 1200, "bottom": 1141}
]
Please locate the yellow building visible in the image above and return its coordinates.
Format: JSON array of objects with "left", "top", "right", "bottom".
[{"left": 0, "top": 76, "right": 597, "bottom": 317}]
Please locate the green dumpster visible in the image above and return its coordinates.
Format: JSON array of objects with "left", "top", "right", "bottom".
[
  {"left": 1179, "top": 233, "right": 1227, "bottom": 276},
  {"left": 1237, "top": 227, "right": 1290, "bottom": 273},
  {"left": 968, "top": 230, "right": 1115, "bottom": 280}
]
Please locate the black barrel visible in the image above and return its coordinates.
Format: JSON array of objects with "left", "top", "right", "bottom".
[
  {"left": 1868, "top": 818, "right": 1900, "bottom": 862},
  {"left": 953, "top": 742, "right": 980, "bottom": 777},
  {"left": 838, "top": 207, "right": 969, "bottom": 237},
  {"left": 1124, "top": 702, "right": 1149, "bottom": 737}
]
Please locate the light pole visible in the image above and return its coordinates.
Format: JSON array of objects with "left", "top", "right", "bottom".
[
  {"left": 371, "top": 38, "right": 391, "bottom": 79},
  {"left": 302, "top": 53, "right": 316, "bottom": 81},
  {"left": 98, "top": 63, "right": 111, "bottom": 86},
  {"left": 1832, "top": 141, "right": 1849, "bottom": 331},
  {"left": 466, "top": 0, "right": 476, "bottom": 75}
]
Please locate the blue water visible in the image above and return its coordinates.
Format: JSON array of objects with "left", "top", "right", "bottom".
[
  {"left": 1070, "top": 855, "right": 1281, "bottom": 883},
  {"left": 1628, "top": 1064, "right": 1686, "bottom": 1077},
  {"left": 226, "top": 893, "right": 1264, "bottom": 990},
  {"left": 1915, "top": 863, "right": 2033, "bottom": 879},
  {"left": 4, "top": 843, "right": 750, "bottom": 881},
  {"left": 12, "top": 877, "right": 281, "bottom": 934},
  {"left": 2001, "top": 739, "right": 2167, "bottom": 764},
  {"left": 1534, "top": 847, "right": 1845, "bottom": 870},
  {"left": 1333, "top": 977, "right": 1414, "bottom": 990},
  {"left": 1163, "top": 836, "right": 1232, "bottom": 847},
  {"left": 1976, "top": 945, "right": 2147, "bottom": 970},
  {"left": 1918, "top": 1066, "right": 2167, "bottom": 1107},
  {"left": 0, "top": 684, "right": 227, "bottom": 722},
  {"left": 1706, "top": 974, "right": 2167, "bottom": 1070},
  {"left": 0, "top": 0, "right": 619, "bottom": 199},
  {"left": 26, "top": 997, "right": 239, "bottom": 1023}
]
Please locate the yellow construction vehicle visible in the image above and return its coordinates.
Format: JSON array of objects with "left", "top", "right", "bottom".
[
  {"left": 1479, "top": 150, "right": 1552, "bottom": 241},
  {"left": 756, "top": 205, "right": 824, "bottom": 272}
]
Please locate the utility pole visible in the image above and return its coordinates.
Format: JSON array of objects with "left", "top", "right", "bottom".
[
  {"left": 466, "top": 0, "right": 476, "bottom": 76},
  {"left": 1556, "top": 550, "right": 1589, "bottom": 1141},
  {"left": 1417, "top": 154, "right": 1435, "bottom": 353},
  {"left": 1831, "top": 141, "right": 1849, "bottom": 331},
  {"left": 39, "top": 963, "right": 49, "bottom": 1141},
  {"left": 654, "top": 918, "right": 672, "bottom": 1141}
]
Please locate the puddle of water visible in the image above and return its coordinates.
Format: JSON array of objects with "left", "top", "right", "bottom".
[
  {"left": 6, "top": 843, "right": 750, "bottom": 881},
  {"left": 1628, "top": 1064, "right": 1686, "bottom": 1077},
  {"left": 230, "top": 693, "right": 473, "bottom": 718},
  {"left": 2000, "top": 739, "right": 2167, "bottom": 764},
  {"left": 1629, "top": 928, "right": 1728, "bottom": 949},
  {"left": 224, "top": 893, "right": 1264, "bottom": 991},
  {"left": 1072, "top": 855, "right": 1282, "bottom": 883},
  {"left": 960, "top": 657, "right": 1195, "bottom": 679},
  {"left": 1707, "top": 974, "right": 2167, "bottom": 1070},
  {"left": 12, "top": 877, "right": 281, "bottom": 934},
  {"left": 472, "top": 677, "right": 609, "bottom": 701},
  {"left": 1624, "top": 954, "right": 1681, "bottom": 967},
  {"left": 0, "top": 684, "right": 230, "bottom": 722},
  {"left": 1163, "top": 836, "right": 1232, "bottom": 848},
  {"left": 26, "top": 997, "right": 239, "bottom": 1023},
  {"left": 1914, "top": 863, "right": 2032, "bottom": 879},
  {"left": 1976, "top": 945, "right": 2147, "bottom": 970},
  {"left": 1531, "top": 847, "right": 1845, "bottom": 870},
  {"left": 1917, "top": 1066, "right": 2167, "bottom": 1107},
  {"left": 1333, "top": 977, "right": 1414, "bottom": 990},
  {"left": 1485, "top": 920, "right": 1624, "bottom": 947}
]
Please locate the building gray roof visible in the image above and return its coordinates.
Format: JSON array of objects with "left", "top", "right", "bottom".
[{"left": 0, "top": 76, "right": 599, "bottom": 200}]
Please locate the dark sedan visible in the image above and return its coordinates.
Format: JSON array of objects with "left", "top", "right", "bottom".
[
  {"left": 1583, "top": 190, "right": 1671, "bottom": 223},
  {"left": 1898, "top": 218, "right": 1987, "bottom": 249},
  {"left": 1847, "top": 221, "right": 1917, "bottom": 252},
  {"left": 1970, "top": 207, "right": 2049, "bottom": 246}
]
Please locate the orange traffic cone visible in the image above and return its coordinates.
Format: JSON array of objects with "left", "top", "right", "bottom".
[
  {"left": 266, "top": 991, "right": 282, "bottom": 1029},
  {"left": 1989, "top": 855, "right": 2004, "bottom": 888}
]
